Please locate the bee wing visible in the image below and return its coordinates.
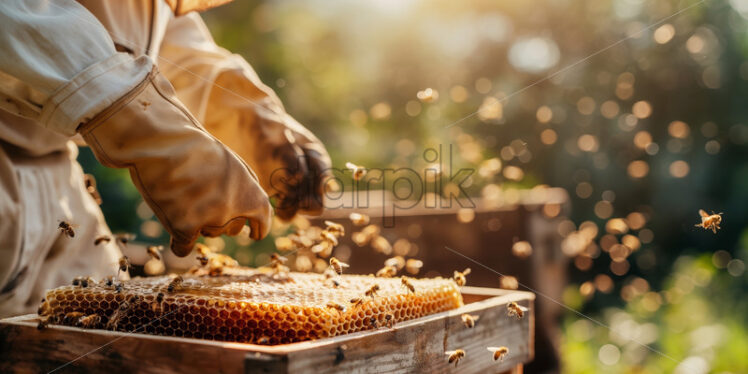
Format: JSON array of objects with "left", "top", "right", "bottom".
[
  {"left": 487, "top": 347, "right": 501, "bottom": 352},
  {"left": 345, "top": 162, "right": 357, "bottom": 170},
  {"left": 339, "top": 261, "right": 350, "bottom": 268},
  {"left": 471, "top": 314, "right": 480, "bottom": 321},
  {"left": 518, "top": 305, "right": 528, "bottom": 312},
  {"left": 445, "top": 351, "right": 457, "bottom": 355},
  {"left": 699, "top": 209, "right": 708, "bottom": 218}
]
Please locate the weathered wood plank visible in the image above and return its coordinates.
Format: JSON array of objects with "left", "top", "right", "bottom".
[{"left": 0, "top": 287, "right": 533, "bottom": 374}]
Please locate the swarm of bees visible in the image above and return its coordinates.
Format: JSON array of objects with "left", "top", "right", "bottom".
[
  {"left": 506, "top": 301, "right": 528, "bottom": 319},
  {"left": 695, "top": 209, "right": 723, "bottom": 234},
  {"left": 58, "top": 221, "right": 76, "bottom": 238},
  {"left": 453, "top": 268, "right": 471, "bottom": 287}
]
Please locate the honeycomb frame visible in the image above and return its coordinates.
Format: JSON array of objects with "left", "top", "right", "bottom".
[{"left": 40, "top": 269, "right": 463, "bottom": 345}]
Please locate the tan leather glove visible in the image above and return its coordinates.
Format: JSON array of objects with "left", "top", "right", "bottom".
[
  {"left": 77, "top": 69, "right": 272, "bottom": 256},
  {"left": 204, "top": 74, "right": 332, "bottom": 220}
]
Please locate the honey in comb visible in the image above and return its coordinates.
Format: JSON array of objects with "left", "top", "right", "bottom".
[{"left": 42, "top": 268, "right": 463, "bottom": 344}]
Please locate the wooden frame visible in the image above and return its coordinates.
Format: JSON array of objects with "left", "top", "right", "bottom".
[{"left": 0, "top": 287, "right": 533, "bottom": 373}]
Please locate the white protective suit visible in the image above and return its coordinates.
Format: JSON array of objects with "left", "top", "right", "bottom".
[{"left": 0, "top": 0, "right": 330, "bottom": 317}]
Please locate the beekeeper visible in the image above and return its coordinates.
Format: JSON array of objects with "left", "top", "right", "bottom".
[{"left": 0, "top": 0, "right": 331, "bottom": 317}]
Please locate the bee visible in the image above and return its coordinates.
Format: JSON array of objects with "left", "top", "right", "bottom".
[
  {"left": 445, "top": 349, "right": 466, "bottom": 367},
  {"left": 345, "top": 162, "right": 367, "bottom": 181},
  {"left": 349, "top": 297, "right": 365, "bottom": 308},
  {"left": 196, "top": 255, "right": 209, "bottom": 266},
  {"left": 79, "top": 314, "right": 101, "bottom": 329},
  {"left": 695, "top": 209, "right": 723, "bottom": 234},
  {"left": 257, "top": 336, "right": 271, "bottom": 345},
  {"left": 326, "top": 302, "right": 347, "bottom": 314},
  {"left": 453, "top": 268, "right": 471, "bottom": 287},
  {"left": 72, "top": 276, "right": 95, "bottom": 288},
  {"left": 151, "top": 292, "right": 165, "bottom": 312},
  {"left": 401, "top": 277, "right": 416, "bottom": 293},
  {"left": 329, "top": 257, "right": 349, "bottom": 276},
  {"left": 461, "top": 314, "right": 480, "bottom": 328},
  {"left": 384, "top": 313, "right": 395, "bottom": 328},
  {"left": 37, "top": 299, "right": 50, "bottom": 316},
  {"left": 106, "top": 296, "right": 138, "bottom": 330},
  {"left": 349, "top": 212, "right": 370, "bottom": 226},
  {"left": 146, "top": 245, "right": 163, "bottom": 261},
  {"left": 63, "top": 311, "right": 85, "bottom": 325},
  {"left": 385, "top": 256, "right": 405, "bottom": 270},
  {"left": 115, "top": 233, "right": 135, "bottom": 246},
  {"left": 330, "top": 279, "right": 341, "bottom": 288},
  {"left": 321, "top": 230, "right": 340, "bottom": 247},
  {"left": 37, "top": 316, "right": 56, "bottom": 330},
  {"left": 506, "top": 301, "right": 528, "bottom": 319},
  {"left": 487, "top": 346, "right": 509, "bottom": 362},
  {"left": 405, "top": 259, "right": 423, "bottom": 275},
  {"left": 167, "top": 275, "right": 184, "bottom": 293},
  {"left": 376, "top": 266, "right": 397, "bottom": 278},
  {"left": 94, "top": 235, "right": 111, "bottom": 245},
  {"left": 57, "top": 221, "right": 76, "bottom": 238},
  {"left": 102, "top": 276, "right": 114, "bottom": 287},
  {"left": 114, "top": 283, "right": 123, "bottom": 293},
  {"left": 368, "top": 316, "right": 378, "bottom": 328},
  {"left": 324, "top": 220, "right": 345, "bottom": 236},
  {"left": 270, "top": 253, "right": 288, "bottom": 265},
  {"left": 364, "top": 284, "right": 380, "bottom": 299},
  {"left": 118, "top": 256, "right": 130, "bottom": 274}
]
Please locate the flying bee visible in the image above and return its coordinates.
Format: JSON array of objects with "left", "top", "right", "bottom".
[
  {"left": 453, "top": 268, "right": 471, "bottom": 287},
  {"left": 321, "top": 230, "right": 339, "bottom": 246},
  {"left": 445, "top": 349, "right": 466, "bottom": 367},
  {"left": 118, "top": 256, "right": 130, "bottom": 274},
  {"left": 324, "top": 220, "right": 345, "bottom": 236},
  {"left": 63, "top": 311, "right": 85, "bottom": 325},
  {"left": 348, "top": 212, "right": 370, "bottom": 226},
  {"left": 329, "top": 257, "right": 349, "bottom": 276},
  {"left": 146, "top": 245, "right": 164, "bottom": 261},
  {"left": 115, "top": 233, "right": 135, "bottom": 246},
  {"left": 270, "top": 253, "right": 288, "bottom": 265},
  {"left": 167, "top": 275, "right": 184, "bottom": 293},
  {"left": 384, "top": 256, "right": 405, "bottom": 270},
  {"left": 94, "top": 235, "right": 111, "bottom": 245},
  {"left": 345, "top": 162, "right": 367, "bottom": 181},
  {"left": 401, "top": 277, "right": 416, "bottom": 293},
  {"left": 461, "top": 314, "right": 480, "bottom": 328},
  {"left": 405, "top": 259, "right": 423, "bottom": 275},
  {"left": 57, "top": 221, "right": 77, "bottom": 238},
  {"left": 506, "top": 302, "right": 528, "bottom": 319},
  {"left": 349, "top": 297, "right": 365, "bottom": 308},
  {"left": 384, "top": 313, "right": 395, "bottom": 328},
  {"left": 487, "top": 346, "right": 509, "bottom": 362},
  {"left": 326, "top": 302, "right": 347, "bottom": 314},
  {"left": 364, "top": 284, "right": 380, "bottom": 299},
  {"left": 376, "top": 266, "right": 397, "bottom": 278},
  {"left": 79, "top": 314, "right": 101, "bottom": 329},
  {"left": 695, "top": 209, "right": 723, "bottom": 234}
]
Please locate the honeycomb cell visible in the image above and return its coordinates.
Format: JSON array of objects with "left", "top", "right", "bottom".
[{"left": 41, "top": 269, "right": 462, "bottom": 344}]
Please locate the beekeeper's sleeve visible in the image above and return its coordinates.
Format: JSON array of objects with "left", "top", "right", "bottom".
[{"left": 0, "top": 0, "right": 152, "bottom": 136}]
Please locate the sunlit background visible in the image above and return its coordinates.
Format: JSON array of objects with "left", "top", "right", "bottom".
[{"left": 78, "top": 0, "right": 748, "bottom": 372}]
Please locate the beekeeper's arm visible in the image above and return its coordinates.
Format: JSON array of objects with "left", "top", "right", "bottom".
[
  {"left": 0, "top": 0, "right": 272, "bottom": 256},
  {"left": 159, "top": 13, "right": 332, "bottom": 220}
]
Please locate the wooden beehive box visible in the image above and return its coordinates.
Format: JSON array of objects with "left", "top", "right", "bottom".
[{"left": 0, "top": 287, "right": 533, "bottom": 374}]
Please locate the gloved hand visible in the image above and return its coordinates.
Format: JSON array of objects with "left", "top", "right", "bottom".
[
  {"left": 77, "top": 69, "right": 272, "bottom": 256},
  {"left": 204, "top": 75, "right": 332, "bottom": 220}
]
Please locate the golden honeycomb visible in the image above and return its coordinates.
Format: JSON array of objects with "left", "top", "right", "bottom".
[{"left": 39, "top": 268, "right": 463, "bottom": 344}]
